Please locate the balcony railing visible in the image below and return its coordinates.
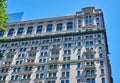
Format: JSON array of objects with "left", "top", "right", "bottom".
[
  {"left": 84, "top": 65, "right": 96, "bottom": 69},
  {"left": 84, "top": 74, "right": 96, "bottom": 78}
]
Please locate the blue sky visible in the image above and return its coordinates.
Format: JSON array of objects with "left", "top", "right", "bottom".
[{"left": 7, "top": 0, "right": 120, "bottom": 83}]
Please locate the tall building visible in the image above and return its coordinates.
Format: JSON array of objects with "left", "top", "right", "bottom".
[{"left": 0, "top": 7, "right": 113, "bottom": 83}]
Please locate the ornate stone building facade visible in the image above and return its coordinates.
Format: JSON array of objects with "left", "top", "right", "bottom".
[{"left": 0, "top": 7, "right": 113, "bottom": 83}]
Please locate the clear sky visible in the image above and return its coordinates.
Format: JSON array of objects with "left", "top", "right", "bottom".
[{"left": 6, "top": 0, "right": 120, "bottom": 83}]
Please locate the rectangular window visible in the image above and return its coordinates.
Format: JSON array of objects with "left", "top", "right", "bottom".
[
  {"left": 102, "top": 78, "right": 105, "bottom": 83},
  {"left": 77, "top": 71, "right": 80, "bottom": 76},
  {"left": 100, "top": 61, "right": 104, "bottom": 67},
  {"left": 52, "top": 51, "right": 59, "bottom": 55},
  {"left": 101, "top": 69, "right": 104, "bottom": 74},
  {"left": 92, "top": 78, "right": 95, "bottom": 83},
  {"left": 87, "top": 79, "right": 90, "bottom": 83},
  {"left": 77, "top": 63, "right": 81, "bottom": 69},
  {"left": 85, "top": 16, "right": 93, "bottom": 26},
  {"left": 77, "top": 79, "right": 80, "bottom": 83}
]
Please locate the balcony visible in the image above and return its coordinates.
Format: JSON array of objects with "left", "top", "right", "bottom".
[
  {"left": 28, "top": 50, "right": 38, "bottom": 53},
  {"left": 0, "top": 80, "right": 6, "bottom": 83},
  {"left": 22, "top": 70, "right": 33, "bottom": 74},
  {"left": 83, "top": 50, "right": 96, "bottom": 55},
  {"left": 50, "top": 46, "right": 61, "bottom": 51},
  {"left": 84, "top": 74, "right": 96, "bottom": 78},
  {"left": 82, "top": 25, "right": 96, "bottom": 28},
  {"left": 84, "top": 65, "right": 96, "bottom": 69},
  {"left": 48, "top": 60, "right": 59, "bottom": 64},
  {"left": 1, "top": 64, "right": 11, "bottom": 68},
  {"left": 26, "top": 56, "right": 36, "bottom": 60},
  {"left": 47, "top": 77, "right": 57, "bottom": 80},
  {"left": 48, "top": 68, "right": 58, "bottom": 72},
  {"left": 24, "top": 62, "right": 34, "bottom": 66},
  {"left": 7, "top": 51, "right": 16, "bottom": 55},
  {"left": 50, "top": 54, "right": 59, "bottom": 58}
]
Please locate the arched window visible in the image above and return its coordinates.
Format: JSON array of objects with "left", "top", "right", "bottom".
[
  {"left": 56, "top": 23, "right": 62, "bottom": 31},
  {"left": 7, "top": 28, "right": 14, "bottom": 36},
  {"left": 67, "top": 22, "right": 73, "bottom": 30},
  {"left": 27, "top": 26, "right": 33, "bottom": 34},
  {"left": 36, "top": 26, "right": 43, "bottom": 33},
  {"left": 17, "top": 28, "right": 24, "bottom": 36},
  {"left": 0, "top": 30, "right": 4, "bottom": 37},
  {"left": 46, "top": 24, "right": 53, "bottom": 32}
]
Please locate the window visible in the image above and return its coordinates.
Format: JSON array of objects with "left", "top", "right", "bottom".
[
  {"left": 36, "top": 73, "right": 44, "bottom": 79},
  {"left": 78, "top": 37, "right": 81, "bottom": 40},
  {"left": 11, "top": 75, "right": 19, "bottom": 80},
  {"left": 99, "top": 54, "right": 103, "bottom": 58},
  {"left": 64, "top": 43, "right": 72, "bottom": 48},
  {"left": 18, "top": 54, "right": 25, "bottom": 59},
  {"left": 77, "top": 79, "right": 80, "bottom": 83},
  {"left": 78, "top": 42, "right": 81, "bottom": 47},
  {"left": 7, "top": 54, "right": 14, "bottom": 59},
  {"left": 97, "top": 23, "right": 100, "bottom": 26},
  {"left": 24, "top": 66, "right": 32, "bottom": 71},
  {"left": 101, "top": 69, "right": 104, "bottom": 74},
  {"left": 1, "top": 68, "right": 8, "bottom": 73},
  {"left": 7, "top": 29, "right": 14, "bottom": 36},
  {"left": 63, "top": 57, "right": 71, "bottom": 61},
  {"left": 67, "top": 22, "right": 73, "bottom": 30},
  {"left": 37, "top": 66, "right": 45, "bottom": 71},
  {"left": 0, "top": 30, "right": 4, "bottom": 37},
  {"left": 49, "top": 64, "right": 57, "bottom": 69},
  {"left": 102, "top": 78, "right": 105, "bottom": 83},
  {"left": 36, "top": 26, "right": 43, "bottom": 33},
  {"left": 64, "top": 50, "right": 71, "bottom": 55},
  {"left": 77, "top": 63, "right": 81, "bottom": 69},
  {"left": 77, "top": 71, "right": 80, "bottom": 76},
  {"left": 96, "top": 17, "right": 99, "bottom": 21},
  {"left": 41, "top": 46, "right": 48, "bottom": 50},
  {"left": 62, "top": 72, "right": 69, "bottom": 77},
  {"left": 66, "top": 80, "right": 69, "bottom": 83},
  {"left": 29, "top": 53, "right": 36, "bottom": 57},
  {"left": 86, "top": 55, "right": 94, "bottom": 59},
  {"left": 57, "top": 23, "right": 62, "bottom": 31},
  {"left": 85, "top": 16, "right": 93, "bottom": 26},
  {"left": 78, "top": 56, "right": 80, "bottom": 60},
  {"left": 46, "top": 24, "right": 53, "bottom": 32},
  {"left": 17, "top": 28, "right": 24, "bottom": 35},
  {"left": 91, "top": 70, "right": 95, "bottom": 74},
  {"left": 91, "top": 78, "right": 95, "bottom": 83},
  {"left": 86, "top": 70, "right": 95, "bottom": 75},
  {"left": 16, "top": 60, "right": 23, "bottom": 65},
  {"left": 39, "top": 59, "right": 46, "bottom": 63},
  {"left": 27, "top": 27, "right": 33, "bottom": 34},
  {"left": 100, "top": 61, "right": 104, "bottom": 67},
  {"left": 52, "top": 51, "right": 59, "bottom": 55},
  {"left": 0, "top": 76, "right": 6, "bottom": 81},
  {"left": 48, "top": 73, "right": 56, "bottom": 77},
  {"left": 47, "top": 81, "right": 55, "bottom": 83},
  {"left": 13, "top": 68, "right": 21, "bottom": 72},
  {"left": 23, "top": 74, "right": 31, "bottom": 79},
  {"left": 53, "top": 39, "right": 61, "bottom": 43},
  {"left": 62, "top": 64, "right": 70, "bottom": 69},
  {"left": 87, "top": 79, "right": 90, "bottom": 83}
]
